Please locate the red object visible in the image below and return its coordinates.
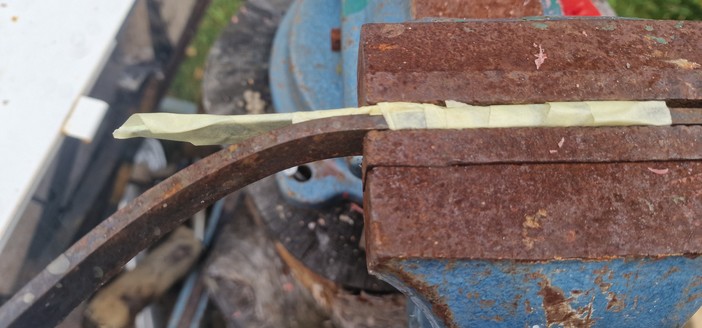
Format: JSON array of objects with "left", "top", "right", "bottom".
[{"left": 560, "top": 0, "right": 602, "bottom": 16}]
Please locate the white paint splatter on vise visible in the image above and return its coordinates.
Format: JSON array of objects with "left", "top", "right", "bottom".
[{"left": 534, "top": 44, "right": 547, "bottom": 70}]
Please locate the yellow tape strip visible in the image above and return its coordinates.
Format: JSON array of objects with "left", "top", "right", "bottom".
[{"left": 113, "top": 101, "right": 671, "bottom": 145}]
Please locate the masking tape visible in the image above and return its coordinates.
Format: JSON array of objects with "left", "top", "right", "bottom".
[{"left": 113, "top": 101, "right": 671, "bottom": 145}]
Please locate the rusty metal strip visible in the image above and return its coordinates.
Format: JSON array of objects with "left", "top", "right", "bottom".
[
  {"left": 358, "top": 19, "right": 702, "bottom": 106},
  {"left": 671, "top": 108, "right": 702, "bottom": 124},
  {"left": 363, "top": 126, "right": 702, "bottom": 168},
  {"left": 0, "top": 116, "right": 387, "bottom": 328}
]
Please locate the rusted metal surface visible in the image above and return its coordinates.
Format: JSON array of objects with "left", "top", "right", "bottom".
[
  {"left": 363, "top": 128, "right": 702, "bottom": 262},
  {"left": 0, "top": 115, "right": 387, "bottom": 328},
  {"left": 331, "top": 27, "right": 341, "bottom": 51},
  {"left": 363, "top": 126, "right": 702, "bottom": 168},
  {"left": 365, "top": 162, "right": 702, "bottom": 262},
  {"left": 358, "top": 19, "right": 702, "bottom": 106},
  {"left": 411, "top": 0, "right": 543, "bottom": 19},
  {"left": 671, "top": 107, "right": 702, "bottom": 124}
]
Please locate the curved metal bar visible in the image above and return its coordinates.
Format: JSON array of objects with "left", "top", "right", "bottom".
[{"left": 0, "top": 115, "right": 388, "bottom": 328}]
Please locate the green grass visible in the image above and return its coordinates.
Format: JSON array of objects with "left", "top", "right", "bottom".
[
  {"left": 168, "top": 0, "right": 242, "bottom": 103},
  {"left": 608, "top": 0, "right": 702, "bottom": 20}
]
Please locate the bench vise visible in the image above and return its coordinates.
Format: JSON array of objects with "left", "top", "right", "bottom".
[
  {"left": 0, "top": 1, "right": 700, "bottom": 328},
  {"left": 360, "top": 18, "right": 702, "bottom": 328}
]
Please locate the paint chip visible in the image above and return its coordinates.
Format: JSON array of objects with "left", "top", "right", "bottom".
[
  {"left": 644, "top": 35, "right": 668, "bottom": 44},
  {"left": 534, "top": 44, "right": 547, "bottom": 70},
  {"left": 47, "top": 254, "right": 70, "bottom": 275},
  {"left": 549, "top": 149, "right": 558, "bottom": 154},
  {"left": 666, "top": 59, "right": 701, "bottom": 70},
  {"left": 557, "top": 137, "right": 565, "bottom": 148},
  {"left": 647, "top": 167, "right": 669, "bottom": 175},
  {"left": 532, "top": 23, "right": 549, "bottom": 30}
]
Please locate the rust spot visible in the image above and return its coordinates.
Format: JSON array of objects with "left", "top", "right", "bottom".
[
  {"left": 330, "top": 28, "right": 341, "bottom": 52},
  {"left": 374, "top": 43, "right": 400, "bottom": 51},
  {"left": 682, "top": 277, "right": 702, "bottom": 304},
  {"left": 606, "top": 292, "right": 626, "bottom": 312},
  {"left": 594, "top": 276, "right": 612, "bottom": 293},
  {"left": 593, "top": 267, "right": 614, "bottom": 294},
  {"left": 509, "top": 294, "right": 523, "bottom": 315},
  {"left": 525, "top": 299, "right": 533, "bottom": 313},
  {"left": 661, "top": 266, "right": 680, "bottom": 279},
  {"left": 479, "top": 299, "right": 496, "bottom": 308},
  {"left": 161, "top": 181, "right": 184, "bottom": 199},
  {"left": 227, "top": 144, "right": 238, "bottom": 152},
  {"left": 537, "top": 274, "right": 595, "bottom": 327},
  {"left": 686, "top": 292, "right": 702, "bottom": 303}
]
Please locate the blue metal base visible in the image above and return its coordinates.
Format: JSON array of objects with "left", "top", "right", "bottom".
[
  {"left": 276, "top": 158, "right": 363, "bottom": 207},
  {"left": 380, "top": 257, "right": 702, "bottom": 327}
]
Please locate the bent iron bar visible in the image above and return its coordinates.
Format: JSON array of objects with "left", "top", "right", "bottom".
[
  {"left": 2, "top": 110, "right": 702, "bottom": 326},
  {"left": 0, "top": 116, "right": 388, "bottom": 328}
]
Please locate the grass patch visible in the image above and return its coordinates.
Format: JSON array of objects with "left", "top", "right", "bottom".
[
  {"left": 608, "top": 0, "right": 702, "bottom": 20},
  {"left": 168, "top": 0, "right": 242, "bottom": 103}
]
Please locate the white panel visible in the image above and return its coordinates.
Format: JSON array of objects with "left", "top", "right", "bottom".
[{"left": 0, "top": 0, "right": 136, "bottom": 252}]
